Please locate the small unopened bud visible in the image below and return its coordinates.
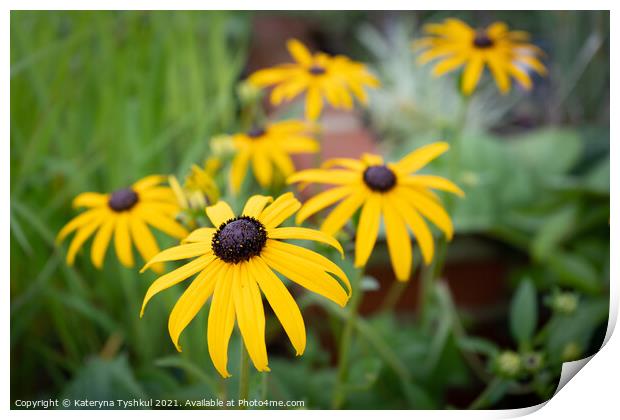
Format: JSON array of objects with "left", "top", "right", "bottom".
[
  {"left": 494, "top": 351, "right": 521, "bottom": 378},
  {"left": 521, "top": 352, "right": 544, "bottom": 373}
]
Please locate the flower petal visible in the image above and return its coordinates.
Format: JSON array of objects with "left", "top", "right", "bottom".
[
  {"left": 73, "top": 192, "right": 108, "bottom": 208},
  {"left": 206, "top": 201, "right": 235, "bottom": 227},
  {"left": 67, "top": 215, "right": 106, "bottom": 266},
  {"left": 399, "top": 187, "right": 454, "bottom": 239},
  {"left": 242, "top": 195, "right": 273, "bottom": 218},
  {"left": 259, "top": 193, "right": 301, "bottom": 229},
  {"left": 114, "top": 212, "right": 134, "bottom": 268},
  {"left": 354, "top": 193, "right": 382, "bottom": 267},
  {"left": 320, "top": 189, "right": 366, "bottom": 235},
  {"left": 132, "top": 175, "right": 166, "bottom": 192},
  {"left": 383, "top": 199, "right": 413, "bottom": 281},
  {"left": 251, "top": 257, "right": 306, "bottom": 355},
  {"left": 268, "top": 227, "right": 343, "bottom": 256},
  {"left": 182, "top": 228, "right": 216, "bottom": 244},
  {"left": 231, "top": 149, "right": 251, "bottom": 194},
  {"left": 130, "top": 214, "right": 164, "bottom": 273},
  {"left": 295, "top": 186, "right": 353, "bottom": 224},
  {"left": 400, "top": 175, "right": 464, "bottom": 196},
  {"left": 207, "top": 265, "right": 235, "bottom": 378},
  {"left": 386, "top": 192, "right": 434, "bottom": 265},
  {"left": 393, "top": 142, "right": 450, "bottom": 174},
  {"left": 91, "top": 217, "right": 116, "bottom": 269},
  {"left": 140, "top": 242, "right": 212, "bottom": 273}
]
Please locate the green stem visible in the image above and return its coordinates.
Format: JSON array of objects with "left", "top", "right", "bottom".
[
  {"left": 238, "top": 341, "right": 250, "bottom": 409},
  {"left": 378, "top": 280, "right": 407, "bottom": 313},
  {"left": 332, "top": 268, "right": 364, "bottom": 409}
]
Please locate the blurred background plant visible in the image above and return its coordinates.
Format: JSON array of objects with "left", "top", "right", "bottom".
[{"left": 10, "top": 10, "right": 609, "bottom": 409}]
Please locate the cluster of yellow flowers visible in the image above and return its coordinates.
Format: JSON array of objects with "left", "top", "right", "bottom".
[{"left": 58, "top": 20, "right": 545, "bottom": 378}]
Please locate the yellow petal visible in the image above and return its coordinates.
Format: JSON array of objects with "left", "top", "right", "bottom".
[
  {"left": 251, "top": 149, "right": 273, "bottom": 187},
  {"left": 242, "top": 195, "right": 273, "bottom": 218},
  {"left": 270, "top": 150, "right": 295, "bottom": 178},
  {"left": 259, "top": 192, "right": 301, "bottom": 229},
  {"left": 168, "top": 260, "right": 222, "bottom": 351},
  {"left": 354, "top": 193, "right": 381, "bottom": 267},
  {"left": 261, "top": 246, "right": 349, "bottom": 307},
  {"left": 287, "top": 169, "right": 360, "bottom": 185},
  {"left": 515, "top": 55, "right": 547, "bottom": 75},
  {"left": 386, "top": 193, "right": 434, "bottom": 265},
  {"left": 268, "top": 227, "right": 343, "bottom": 256},
  {"left": 305, "top": 85, "right": 323, "bottom": 121},
  {"left": 287, "top": 38, "right": 313, "bottom": 66},
  {"left": 399, "top": 187, "right": 454, "bottom": 239},
  {"left": 141, "top": 253, "right": 216, "bottom": 316},
  {"left": 129, "top": 214, "right": 164, "bottom": 273},
  {"left": 320, "top": 189, "right": 366, "bottom": 235},
  {"left": 207, "top": 265, "right": 235, "bottom": 378},
  {"left": 295, "top": 186, "right": 352, "bottom": 224},
  {"left": 136, "top": 206, "right": 188, "bottom": 239},
  {"left": 139, "top": 187, "right": 177, "bottom": 203},
  {"left": 132, "top": 175, "right": 166, "bottom": 192},
  {"left": 277, "top": 136, "right": 320, "bottom": 154},
  {"left": 508, "top": 63, "right": 533, "bottom": 90},
  {"left": 462, "top": 54, "right": 484, "bottom": 95},
  {"left": 321, "top": 158, "right": 365, "bottom": 171},
  {"left": 90, "top": 218, "right": 116, "bottom": 269},
  {"left": 432, "top": 55, "right": 467, "bottom": 77},
  {"left": 67, "top": 215, "right": 106, "bottom": 266},
  {"left": 393, "top": 142, "right": 450, "bottom": 174},
  {"left": 140, "top": 242, "right": 212, "bottom": 273},
  {"left": 400, "top": 175, "right": 464, "bottom": 196},
  {"left": 113, "top": 212, "right": 134, "bottom": 268},
  {"left": 248, "top": 67, "right": 294, "bottom": 87},
  {"left": 486, "top": 54, "right": 511, "bottom": 94},
  {"left": 383, "top": 200, "right": 412, "bottom": 281},
  {"left": 206, "top": 201, "right": 235, "bottom": 227},
  {"left": 266, "top": 239, "right": 350, "bottom": 295},
  {"left": 57, "top": 208, "right": 107, "bottom": 243},
  {"left": 233, "top": 263, "right": 269, "bottom": 372},
  {"left": 73, "top": 192, "right": 108, "bottom": 208},
  {"left": 251, "top": 257, "right": 306, "bottom": 355},
  {"left": 183, "top": 228, "right": 216, "bottom": 244},
  {"left": 231, "top": 149, "right": 251, "bottom": 194}
]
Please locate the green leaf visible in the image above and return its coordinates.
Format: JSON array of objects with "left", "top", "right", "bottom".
[
  {"left": 531, "top": 204, "right": 577, "bottom": 261},
  {"left": 548, "top": 251, "right": 602, "bottom": 294},
  {"left": 509, "top": 279, "right": 538, "bottom": 347},
  {"left": 507, "top": 128, "right": 582, "bottom": 175}
]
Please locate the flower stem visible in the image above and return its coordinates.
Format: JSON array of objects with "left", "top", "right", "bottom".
[
  {"left": 238, "top": 341, "right": 250, "bottom": 409},
  {"left": 332, "top": 267, "right": 364, "bottom": 409}
]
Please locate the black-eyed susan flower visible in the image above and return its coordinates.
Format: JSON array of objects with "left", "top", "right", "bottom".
[
  {"left": 229, "top": 120, "right": 319, "bottom": 194},
  {"left": 57, "top": 175, "right": 188, "bottom": 273},
  {"left": 288, "top": 143, "right": 464, "bottom": 281},
  {"left": 415, "top": 18, "right": 546, "bottom": 95},
  {"left": 248, "top": 39, "right": 379, "bottom": 121},
  {"left": 139, "top": 193, "right": 350, "bottom": 377}
]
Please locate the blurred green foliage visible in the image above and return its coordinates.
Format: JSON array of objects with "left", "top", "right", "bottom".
[{"left": 11, "top": 10, "right": 609, "bottom": 410}]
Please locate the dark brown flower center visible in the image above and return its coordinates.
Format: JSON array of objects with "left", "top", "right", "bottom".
[
  {"left": 247, "top": 126, "right": 266, "bottom": 138},
  {"left": 308, "top": 65, "right": 326, "bottom": 75},
  {"left": 108, "top": 188, "right": 138, "bottom": 212},
  {"left": 473, "top": 31, "right": 494, "bottom": 48},
  {"left": 212, "top": 216, "right": 267, "bottom": 263},
  {"left": 363, "top": 165, "right": 396, "bottom": 192}
]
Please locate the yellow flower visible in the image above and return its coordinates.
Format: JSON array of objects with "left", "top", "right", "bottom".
[
  {"left": 139, "top": 193, "right": 350, "bottom": 377},
  {"left": 415, "top": 18, "right": 547, "bottom": 95},
  {"left": 170, "top": 159, "right": 221, "bottom": 211},
  {"left": 288, "top": 143, "right": 464, "bottom": 281},
  {"left": 248, "top": 39, "right": 380, "bottom": 121},
  {"left": 57, "top": 175, "right": 189, "bottom": 273},
  {"left": 229, "top": 120, "right": 319, "bottom": 193}
]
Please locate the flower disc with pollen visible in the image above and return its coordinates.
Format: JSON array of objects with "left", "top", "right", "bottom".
[
  {"left": 363, "top": 165, "right": 397, "bottom": 192},
  {"left": 212, "top": 216, "right": 267, "bottom": 263}
]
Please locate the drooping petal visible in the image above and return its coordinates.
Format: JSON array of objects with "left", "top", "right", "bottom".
[
  {"left": 321, "top": 158, "right": 366, "bottom": 171},
  {"left": 320, "top": 189, "right": 366, "bottom": 235},
  {"left": 57, "top": 208, "right": 108, "bottom": 243},
  {"left": 461, "top": 54, "right": 485, "bottom": 95},
  {"left": 399, "top": 187, "right": 454, "bottom": 240},
  {"left": 305, "top": 85, "right": 323, "bottom": 121},
  {"left": 168, "top": 259, "right": 223, "bottom": 351},
  {"left": 265, "top": 239, "right": 350, "bottom": 294},
  {"left": 354, "top": 193, "right": 382, "bottom": 267},
  {"left": 259, "top": 192, "right": 301, "bottom": 229},
  {"left": 233, "top": 263, "right": 269, "bottom": 372},
  {"left": 207, "top": 265, "right": 235, "bottom": 378},
  {"left": 393, "top": 142, "right": 450, "bottom": 175},
  {"left": 129, "top": 214, "right": 164, "bottom": 273},
  {"left": 288, "top": 169, "right": 360, "bottom": 186},
  {"left": 251, "top": 149, "right": 273, "bottom": 187},
  {"left": 270, "top": 150, "right": 296, "bottom": 178},
  {"left": 295, "top": 186, "right": 353, "bottom": 224},
  {"left": 486, "top": 54, "right": 511, "bottom": 94},
  {"left": 140, "top": 242, "right": 212, "bottom": 273},
  {"left": 268, "top": 227, "right": 343, "bottom": 256},
  {"left": 262, "top": 246, "right": 349, "bottom": 307},
  {"left": 141, "top": 252, "right": 215, "bottom": 316},
  {"left": 231, "top": 149, "right": 251, "bottom": 194},
  {"left": 137, "top": 206, "right": 188, "bottom": 239},
  {"left": 383, "top": 199, "right": 413, "bottom": 281},
  {"left": 251, "top": 257, "right": 306, "bottom": 355},
  {"left": 91, "top": 217, "right": 116, "bottom": 269},
  {"left": 386, "top": 193, "right": 434, "bottom": 265},
  {"left": 67, "top": 215, "right": 106, "bottom": 266},
  {"left": 399, "top": 175, "right": 465, "bottom": 196},
  {"left": 206, "top": 201, "right": 235, "bottom": 227},
  {"left": 114, "top": 212, "right": 134, "bottom": 268},
  {"left": 507, "top": 63, "right": 533, "bottom": 90}
]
